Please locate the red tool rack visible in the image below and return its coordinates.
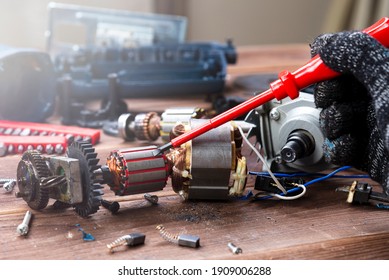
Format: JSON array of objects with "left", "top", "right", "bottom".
[{"left": 0, "top": 120, "right": 100, "bottom": 156}]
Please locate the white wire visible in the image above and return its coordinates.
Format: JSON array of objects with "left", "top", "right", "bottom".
[
  {"left": 272, "top": 184, "right": 306, "bottom": 200},
  {"left": 236, "top": 125, "right": 287, "bottom": 194}
]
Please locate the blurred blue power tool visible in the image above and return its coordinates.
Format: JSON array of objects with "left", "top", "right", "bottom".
[{"left": 0, "top": 47, "right": 56, "bottom": 122}]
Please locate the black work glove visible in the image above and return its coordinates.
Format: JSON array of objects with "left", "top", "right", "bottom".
[{"left": 310, "top": 31, "right": 389, "bottom": 195}]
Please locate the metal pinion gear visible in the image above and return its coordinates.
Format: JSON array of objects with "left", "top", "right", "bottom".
[
  {"left": 134, "top": 112, "right": 161, "bottom": 141},
  {"left": 17, "top": 150, "right": 50, "bottom": 210},
  {"left": 67, "top": 141, "right": 103, "bottom": 217}
]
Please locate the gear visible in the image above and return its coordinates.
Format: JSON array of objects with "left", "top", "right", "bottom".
[
  {"left": 16, "top": 150, "right": 51, "bottom": 210},
  {"left": 67, "top": 141, "right": 103, "bottom": 217},
  {"left": 134, "top": 112, "right": 161, "bottom": 141}
]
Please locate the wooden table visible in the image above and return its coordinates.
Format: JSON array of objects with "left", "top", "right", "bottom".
[{"left": 1, "top": 44, "right": 389, "bottom": 260}]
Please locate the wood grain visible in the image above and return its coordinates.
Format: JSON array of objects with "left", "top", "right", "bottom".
[{"left": 1, "top": 44, "right": 388, "bottom": 260}]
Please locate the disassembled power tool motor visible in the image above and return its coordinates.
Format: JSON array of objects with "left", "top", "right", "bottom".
[
  {"left": 117, "top": 92, "right": 331, "bottom": 173},
  {"left": 102, "top": 119, "right": 247, "bottom": 201},
  {"left": 13, "top": 91, "right": 331, "bottom": 217},
  {"left": 14, "top": 17, "right": 389, "bottom": 218},
  {"left": 16, "top": 118, "right": 247, "bottom": 217}
]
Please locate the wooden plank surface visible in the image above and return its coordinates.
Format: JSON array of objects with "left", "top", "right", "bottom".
[{"left": 2, "top": 44, "right": 389, "bottom": 260}]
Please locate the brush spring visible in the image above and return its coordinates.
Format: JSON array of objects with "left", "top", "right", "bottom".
[{"left": 156, "top": 225, "right": 179, "bottom": 244}]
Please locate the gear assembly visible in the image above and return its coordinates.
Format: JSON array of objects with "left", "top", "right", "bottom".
[
  {"left": 14, "top": 17, "right": 389, "bottom": 218},
  {"left": 16, "top": 119, "right": 248, "bottom": 217}
]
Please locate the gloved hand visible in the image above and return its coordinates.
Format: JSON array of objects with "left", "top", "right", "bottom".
[{"left": 310, "top": 31, "right": 389, "bottom": 195}]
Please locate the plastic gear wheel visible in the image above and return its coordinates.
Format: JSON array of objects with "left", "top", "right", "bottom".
[
  {"left": 16, "top": 150, "right": 50, "bottom": 210},
  {"left": 67, "top": 141, "right": 103, "bottom": 217}
]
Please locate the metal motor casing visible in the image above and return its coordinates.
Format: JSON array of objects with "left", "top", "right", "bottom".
[
  {"left": 160, "top": 107, "right": 201, "bottom": 142},
  {"left": 256, "top": 91, "right": 332, "bottom": 172},
  {"left": 173, "top": 119, "right": 235, "bottom": 200},
  {"left": 106, "top": 146, "right": 170, "bottom": 196},
  {"left": 190, "top": 119, "right": 233, "bottom": 200}
]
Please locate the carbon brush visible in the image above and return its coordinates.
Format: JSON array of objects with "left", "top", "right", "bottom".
[
  {"left": 156, "top": 224, "right": 200, "bottom": 248},
  {"left": 106, "top": 233, "right": 146, "bottom": 253}
]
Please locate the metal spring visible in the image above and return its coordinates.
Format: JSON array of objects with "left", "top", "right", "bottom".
[
  {"left": 40, "top": 175, "right": 67, "bottom": 189},
  {"left": 106, "top": 235, "right": 132, "bottom": 252},
  {"left": 156, "top": 225, "right": 179, "bottom": 245}
]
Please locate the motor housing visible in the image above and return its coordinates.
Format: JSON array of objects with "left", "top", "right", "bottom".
[{"left": 253, "top": 91, "right": 332, "bottom": 172}]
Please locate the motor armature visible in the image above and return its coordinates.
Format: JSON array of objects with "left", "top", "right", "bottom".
[{"left": 100, "top": 119, "right": 247, "bottom": 201}]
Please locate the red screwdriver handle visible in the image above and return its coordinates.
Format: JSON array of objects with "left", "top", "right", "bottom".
[
  {"left": 168, "top": 17, "right": 389, "bottom": 150},
  {"left": 273, "top": 16, "right": 389, "bottom": 100}
]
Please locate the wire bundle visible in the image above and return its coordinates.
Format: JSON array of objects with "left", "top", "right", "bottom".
[{"left": 237, "top": 125, "right": 370, "bottom": 201}]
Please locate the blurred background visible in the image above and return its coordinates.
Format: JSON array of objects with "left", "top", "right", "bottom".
[{"left": 0, "top": 0, "right": 388, "bottom": 50}]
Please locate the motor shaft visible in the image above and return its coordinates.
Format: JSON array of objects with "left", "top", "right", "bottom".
[{"left": 281, "top": 130, "right": 315, "bottom": 163}]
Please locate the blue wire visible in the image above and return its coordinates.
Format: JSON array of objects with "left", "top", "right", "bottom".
[
  {"left": 253, "top": 165, "right": 358, "bottom": 201},
  {"left": 304, "top": 165, "right": 352, "bottom": 186},
  {"left": 239, "top": 190, "right": 254, "bottom": 200},
  {"left": 376, "top": 203, "right": 389, "bottom": 210},
  {"left": 248, "top": 170, "right": 369, "bottom": 179}
]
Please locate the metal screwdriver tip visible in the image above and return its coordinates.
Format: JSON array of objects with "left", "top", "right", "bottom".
[{"left": 152, "top": 143, "right": 172, "bottom": 156}]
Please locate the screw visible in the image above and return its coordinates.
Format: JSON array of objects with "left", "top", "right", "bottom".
[
  {"left": 45, "top": 144, "right": 54, "bottom": 155},
  {"left": 144, "top": 193, "right": 158, "bottom": 204},
  {"left": 12, "top": 128, "right": 22, "bottom": 135},
  {"left": 16, "top": 210, "right": 32, "bottom": 236},
  {"left": 19, "top": 128, "right": 31, "bottom": 136},
  {"left": 7, "top": 144, "right": 14, "bottom": 154},
  {"left": 274, "top": 155, "right": 283, "bottom": 164},
  {"left": 4, "top": 128, "right": 13, "bottom": 135},
  {"left": 0, "top": 178, "right": 16, "bottom": 185},
  {"left": 227, "top": 242, "right": 242, "bottom": 254},
  {"left": 0, "top": 142, "right": 7, "bottom": 157},
  {"left": 269, "top": 108, "right": 280, "bottom": 121},
  {"left": 36, "top": 145, "right": 44, "bottom": 153},
  {"left": 17, "top": 145, "right": 24, "bottom": 153},
  {"left": 65, "top": 134, "right": 75, "bottom": 144},
  {"left": 55, "top": 144, "right": 64, "bottom": 154},
  {"left": 101, "top": 199, "right": 120, "bottom": 214},
  {"left": 3, "top": 180, "right": 16, "bottom": 193}
]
